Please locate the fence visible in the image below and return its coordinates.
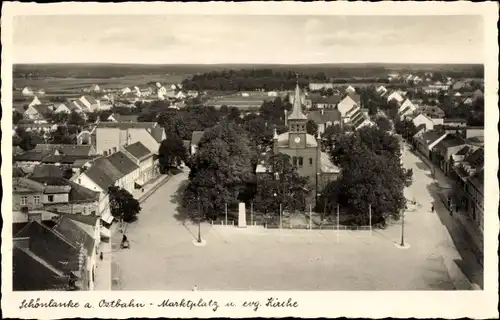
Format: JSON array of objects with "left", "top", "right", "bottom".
[{"left": 208, "top": 205, "right": 383, "bottom": 231}]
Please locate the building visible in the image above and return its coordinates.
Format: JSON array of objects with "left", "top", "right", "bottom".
[
  {"left": 190, "top": 131, "right": 205, "bottom": 155},
  {"left": 23, "top": 104, "right": 54, "bottom": 123},
  {"left": 386, "top": 91, "right": 405, "bottom": 104},
  {"left": 432, "top": 134, "right": 468, "bottom": 175},
  {"left": 419, "top": 105, "right": 445, "bottom": 119},
  {"left": 412, "top": 113, "right": 435, "bottom": 133},
  {"left": 13, "top": 221, "right": 90, "bottom": 291},
  {"left": 121, "top": 142, "right": 155, "bottom": 188},
  {"left": 22, "top": 86, "right": 34, "bottom": 96},
  {"left": 376, "top": 85, "right": 388, "bottom": 96},
  {"left": 451, "top": 147, "right": 484, "bottom": 234},
  {"left": 258, "top": 82, "right": 340, "bottom": 206},
  {"left": 107, "top": 114, "right": 138, "bottom": 123},
  {"left": 397, "top": 99, "right": 418, "bottom": 120},
  {"left": 443, "top": 118, "right": 467, "bottom": 128},
  {"left": 311, "top": 95, "right": 341, "bottom": 110},
  {"left": 309, "top": 83, "right": 334, "bottom": 91},
  {"left": 337, "top": 94, "right": 373, "bottom": 130},
  {"left": 413, "top": 130, "right": 448, "bottom": 159},
  {"left": 105, "top": 151, "right": 140, "bottom": 194},
  {"left": 54, "top": 103, "right": 71, "bottom": 114},
  {"left": 345, "top": 85, "right": 356, "bottom": 94},
  {"left": 306, "top": 109, "right": 342, "bottom": 134},
  {"left": 28, "top": 96, "right": 42, "bottom": 107},
  {"left": 79, "top": 96, "right": 101, "bottom": 111}
]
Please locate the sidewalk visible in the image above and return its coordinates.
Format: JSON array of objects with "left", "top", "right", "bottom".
[
  {"left": 132, "top": 173, "right": 171, "bottom": 203},
  {"left": 411, "top": 149, "right": 484, "bottom": 267}
]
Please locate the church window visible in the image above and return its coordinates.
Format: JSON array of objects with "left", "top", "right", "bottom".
[
  {"left": 309, "top": 157, "right": 313, "bottom": 166},
  {"left": 299, "top": 157, "right": 303, "bottom": 167}
]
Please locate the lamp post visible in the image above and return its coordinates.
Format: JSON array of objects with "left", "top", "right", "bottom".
[
  {"left": 197, "top": 196, "right": 202, "bottom": 243},
  {"left": 400, "top": 209, "right": 405, "bottom": 247}
]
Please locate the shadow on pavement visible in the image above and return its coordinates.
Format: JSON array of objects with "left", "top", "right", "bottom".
[
  {"left": 170, "top": 179, "right": 194, "bottom": 223},
  {"left": 425, "top": 183, "right": 484, "bottom": 288}
]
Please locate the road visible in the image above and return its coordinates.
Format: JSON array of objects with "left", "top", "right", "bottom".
[
  {"left": 398, "top": 143, "right": 483, "bottom": 288},
  {"left": 111, "top": 162, "right": 464, "bottom": 290}
]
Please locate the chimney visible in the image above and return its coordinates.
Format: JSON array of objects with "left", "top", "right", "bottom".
[{"left": 14, "top": 237, "right": 30, "bottom": 250}]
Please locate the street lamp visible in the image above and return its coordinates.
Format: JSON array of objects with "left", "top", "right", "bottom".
[
  {"left": 197, "top": 196, "right": 202, "bottom": 243},
  {"left": 400, "top": 209, "right": 405, "bottom": 247}
]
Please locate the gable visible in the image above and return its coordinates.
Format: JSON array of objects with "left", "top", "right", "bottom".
[{"left": 337, "top": 96, "right": 357, "bottom": 115}]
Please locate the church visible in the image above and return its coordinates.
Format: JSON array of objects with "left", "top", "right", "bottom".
[{"left": 256, "top": 82, "right": 340, "bottom": 206}]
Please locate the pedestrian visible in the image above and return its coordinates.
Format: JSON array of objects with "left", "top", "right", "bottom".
[
  {"left": 100, "top": 252, "right": 103, "bottom": 260},
  {"left": 192, "top": 285, "right": 198, "bottom": 291},
  {"left": 431, "top": 205, "right": 434, "bottom": 212}
]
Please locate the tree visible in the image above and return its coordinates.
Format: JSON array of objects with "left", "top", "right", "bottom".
[
  {"left": 306, "top": 120, "right": 319, "bottom": 136},
  {"left": 158, "top": 134, "right": 188, "bottom": 173},
  {"left": 50, "top": 125, "right": 76, "bottom": 144},
  {"left": 13, "top": 111, "right": 24, "bottom": 125},
  {"left": 325, "top": 127, "right": 412, "bottom": 226},
  {"left": 15, "top": 127, "right": 39, "bottom": 151},
  {"left": 253, "top": 153, "right": 309, "bottom": 216},
  {"left": 184, "top": 120, "right": 256, "bottom": 220},
  {"left": 374, "top": 115, "right": 392, "bottom": 132},
  {"left": 108, "top": 186, "right": 142, "bottom": 223},
  {"left": 68, "top": 111, "right": 86, "bottom": 127}
]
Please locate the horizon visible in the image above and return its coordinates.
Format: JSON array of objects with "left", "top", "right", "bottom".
[{"left": 13, "top": 15, "right": 484, "bottom": 64}]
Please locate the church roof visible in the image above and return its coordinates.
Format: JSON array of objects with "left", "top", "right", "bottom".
[
  {"left": 288, "top": 83, "right": 308, "bottom": 121},
  {"left": 276, "top": 132, "right": 317, "bottom": 147}
]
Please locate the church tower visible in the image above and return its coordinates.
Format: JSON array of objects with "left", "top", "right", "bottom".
[{"left": 288, "top": 81, "right": 308, "bottom": 149}]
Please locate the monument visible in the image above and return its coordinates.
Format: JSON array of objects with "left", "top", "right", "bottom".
[{"left": 238, "top": 202, "right": 247, "bottom": 228}]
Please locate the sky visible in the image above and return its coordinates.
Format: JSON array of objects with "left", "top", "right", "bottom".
[{"left": 13, "top": 15, "right": 484, "bottom": 64}]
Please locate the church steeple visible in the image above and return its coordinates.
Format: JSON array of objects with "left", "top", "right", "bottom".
[{"left": 288, "top": 75, "right": 307, "bottom": 122}]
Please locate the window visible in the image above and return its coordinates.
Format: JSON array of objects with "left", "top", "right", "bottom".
[
  {"left": 293, "top": 157, "right": 297, "bottom": 166},
  {"left": 309, "top": 157, "right": 313, "bottom": 166},
  {"left": 34, "top": 195, "right": 40, "bottom": 205},
  {"left": 21, "top": 196, "right": 28, "bottom": 205},
  {"left": 103, "top": 150, "right": 108, "bottom": 156},
  {"left": 78, "top": 178, "right": 81, "bottom": 184},
  {"left": 113, "top": 147, "right": 117, "bottom": 153},
  {"left": 48, "top": 195, "right": 54, "bottom": 202},
  {"left": 83, "top": 207, "right": 87, "bottom": 214},
  {"left": 298, "top": 157, "right": 303, "bottom": 167}
]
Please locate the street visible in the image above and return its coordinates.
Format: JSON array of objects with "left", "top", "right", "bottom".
[{"left": 110, "top": 151, "right": 484, "bottom": 290}]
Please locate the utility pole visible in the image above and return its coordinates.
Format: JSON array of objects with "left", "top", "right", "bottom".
[
  {"left": 400, "top": 210, "right": 405, "bottom": 247},
  {"left": 336, "top": 204, "right": 340, "bottom": 243},
  {"left": 197, "top": 197, "right": 202, "bottom": 243},
  {"left": 225, "top": 202, "right": 228, "bottom": 225}
]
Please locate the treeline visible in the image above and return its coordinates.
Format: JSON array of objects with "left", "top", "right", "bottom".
[{"left": 181, "top": 68, "right": 391, "bottom": 91}]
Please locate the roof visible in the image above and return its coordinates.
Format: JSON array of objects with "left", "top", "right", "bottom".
[
  {"left": 307, "top": 109, "right": 341, "bottom": 125},
  {"left": 13, "top": 245, "right": 68, "bottom": 291},
  {"left": 32, "top": 104, "right": 54, "bottom": 115},
  {"left": 149, "top": 126, "right": 165, "bottom": 143},
  {"left": 420, "top": 105, "right": 445, "bottom": 117},
  {"left": 33, "top": 144, "right": 94, "bottom": 157},
  {"left": 125, "top": 141, "right": 152, "bottom": 160},
  {"left": 435, "top": 135, "right": 466, "bottom": 150},
  {"left": 347, "top": 93, "right": 361, "bottom": 105},
  {"left": 443, "top": 118, "right": 467, "bottom": 123},
  {"left": 288, "top": 83, "right": 308, "bottom": 120},
  {"left": 455, "top": 145, "right": 472, "bottom": 156},
  {"left": 72, "top": 99, "right": 90, "bottom": 111},
  {"left": 13, "top": 177, "right": 45, "bottom": 193},
  {"left": 15, "top": 221, "right": 80, "bottom": 273},
  {"left": 31, "top": 164, "right": 65, "bottom": 178},
  {"left": 416, "top": 130, "right": 446, "bottom": 147},
  {"left": 54, "top": 216, "right": 96, "bottom": 255},
  {"left": 464, "top": 147, "right": 484, "bottom": 169},
  {"left": 106, "top": 151, "right": 139, "bottom": 176},
  {"left": 60, "top": 213, "right": 99, "bottom": 226},
  {"left": 82, "top": 95, "right": 98, "bottom": 105},
  {"left": 112, "top": 114, "right": 138, "bottom": 123},
  {"left": 96, "top": 122, "right": 157, "bottom": 130},
  {"left": 320, "top": 151, "right": 340, "bottom": 173},
  {"left": 191, "top": 131, "right": 205, "bottom": 146},
  {"left": 83, "top": 157, "right": 124, "bottom": 192}
]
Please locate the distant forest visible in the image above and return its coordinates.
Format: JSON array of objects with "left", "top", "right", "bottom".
[{"left": 13, "top": 63, "right": 483, "bottom": 81}]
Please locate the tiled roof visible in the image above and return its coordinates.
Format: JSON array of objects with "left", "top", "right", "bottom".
[
  {"left": 106, "top": 151, "right": 139, "bottom": 176},
  {"left": 83, "top": 95, "right": 99, "bottom": 105},
  {"left": 115, "top": 114, "right": 138, "bottom": 123},
  {"left": 54, "top": 217, "right": 95, "bottom": 255},
  {"left": 33, "top": 144, "right": 95, "bottom": 157},
  {"left": 32, "top": 104, "right": 54, "bottom": 115},
  {"left": 416, "top": 130, "right": 446, "bottom": 147},
  {"left": 312, "top": 95, "right": 341, "bottom": 105},
  {"left": 464, "top": 147, "right": 484, "bottom": 169},
  {"left": 15, "top": 221, "right": 80, "bottom": 273},
  {"left": 83, "top": 157, "right": 124, "bottom": 192},
  {"left": 14, "top": 150, "right": 52, "bottom": 162},
  {"left": 125, "top": 141, "right": 152, "bottom": 160},
  {"left": 435, "top": 135, "right": 465, "bottom": 149},
  {"left": 61, "top": 213, "right": 99, "bottom": 226},
  {"left": 455, "top": 145, "right": 472, "bottom": 156},
  {"left": 31, "top": 165, "right": 65, "bottom": 178},
  {"left": 191, "top": 131, "right": 205, "bottom": 146},
  {"left": 347, "top": 93, "right": 361, "bottom": 105},
  {"left": 13, "top": 245, "right": 68, "bottom": 291},
  {"left": 97, "top": 122, "right": 157, "bottom": 129},
  {"left": 307, "top": 109, "right": 341, "bottom": 125}
]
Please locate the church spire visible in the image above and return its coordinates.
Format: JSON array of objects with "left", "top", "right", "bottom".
[{"left": 288, "top": 74, "right": 307, "bottom": 121}]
